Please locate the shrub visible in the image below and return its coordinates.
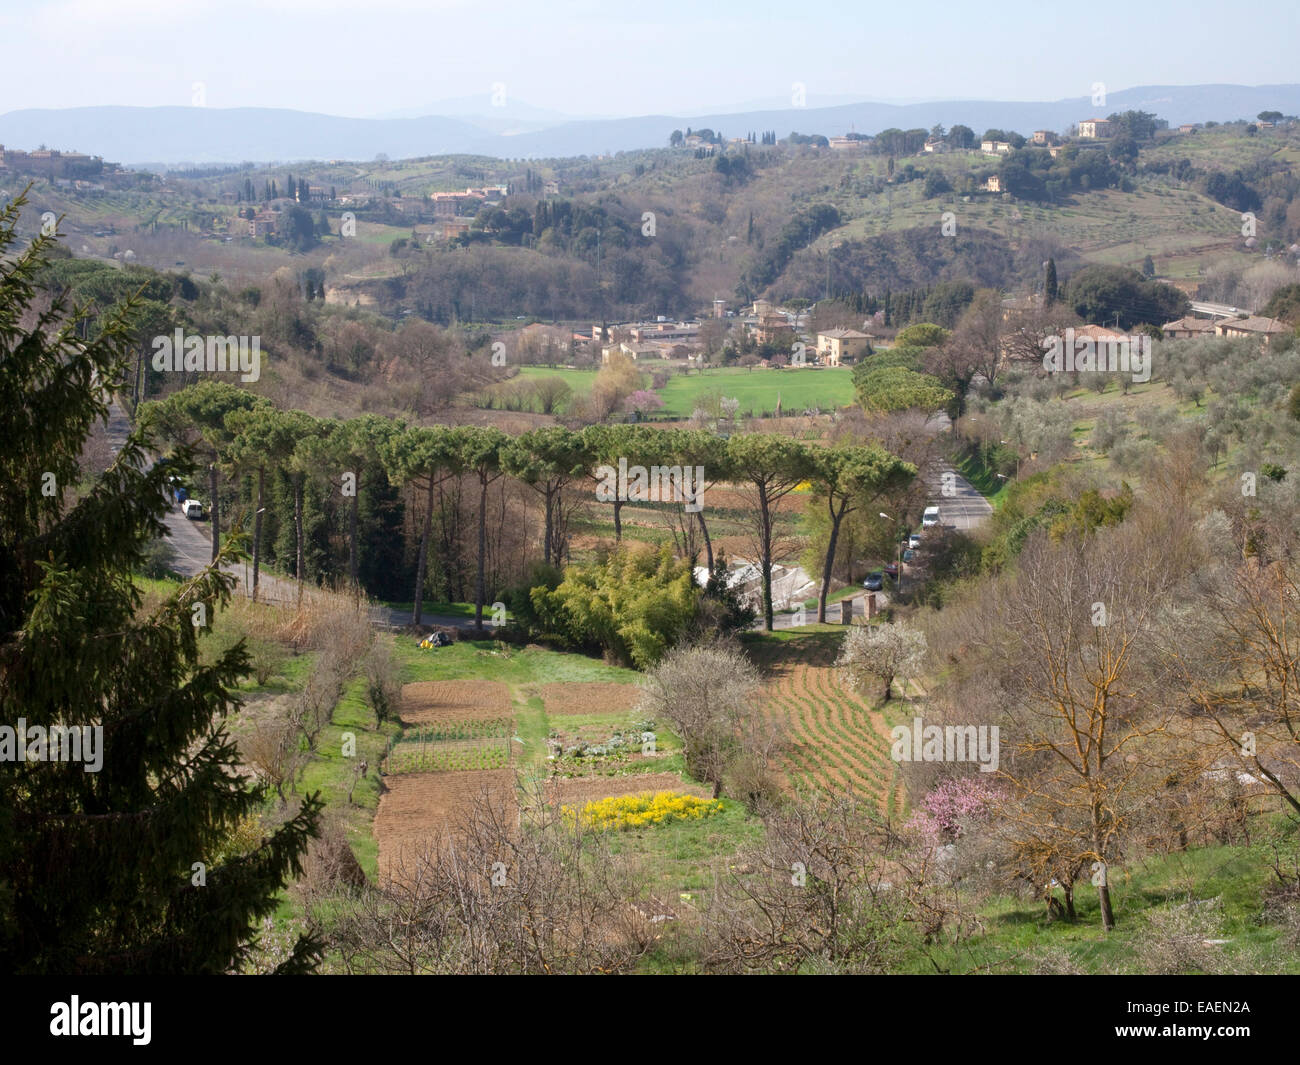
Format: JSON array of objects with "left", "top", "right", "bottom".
[
  {"left": 139, "top": 538, "right": 182, "bottom": 580},
  {"left": 528, "top": 544, "right": 699, "bottom": 668},
  {"left": 363, "top": 634, "right": 402, "bottom": 726},
  {"left": 563, "top": 791, "right": 724, "bottom": 831}
]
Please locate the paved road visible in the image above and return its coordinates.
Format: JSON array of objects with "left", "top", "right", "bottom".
[
  {"left": 159, "top": 503, "right": 471, "bottom": 630},
  {"left": 1189, "top": 300, "right": 1241, "bottom": 319},
  {"left": 105, "top": 400, "right": 467, "bottom": 631},
  {"left": 920, "top": 412, "right": 995, "bottom": 531},
  {"left": 922, "top": 459, "right": 994, "bottom": 531}
]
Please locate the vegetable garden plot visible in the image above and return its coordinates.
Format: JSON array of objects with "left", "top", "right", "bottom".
[
  {"left": 538, "top": 682, "right": 641, "bottom": 716},
  {"left": 401, "top": 679, "right": 513, "bottom": 723},
  {"left": 374, "top": 770, "right": 517, "bottom": 882}
]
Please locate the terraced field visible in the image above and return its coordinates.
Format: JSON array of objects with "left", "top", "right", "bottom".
[
  {"left": 747, "top": 629, "right": 904, "bottom": 816},
  {"left": 765, "top": 664, "right": 900, "bottom": 811}
]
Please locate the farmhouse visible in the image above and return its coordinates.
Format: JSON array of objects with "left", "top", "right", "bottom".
[
  {"left": 601, "top": 341, "right": 660, "bottom": 363},
  {"left": 1072, "top": 324, "right": 1130, "bottom": 343},
  {"left": 816, "top": 328, "right": 873, "bottom": 366},
  {"left": 438, "top": 217, "right": 472, "bottom": 240},
  {"left": 248, "top": 212, "right": 277, "bottom": 237},
  {"left": 1213, "top": 316, "right": 1290, "bottom": 346},
  {"left": 751, "top": 311, "right": 794, "bottom": 345},
  {"left": 981, "top": 139, "right": 1012, "bottom": 154},
  {"left": 1077, "top": 118, "right": 1111, "bottom": 139},
  {"left": 1161, "top": 316, "right": 1214, "bottom": 340},
  {"left": 629, "top": 321, "right": 700, "bottom": 343}
]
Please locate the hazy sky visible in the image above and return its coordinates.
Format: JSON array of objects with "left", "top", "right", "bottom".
[{"left": 2, "top": 0, "right": 1297, "bottom": 117}]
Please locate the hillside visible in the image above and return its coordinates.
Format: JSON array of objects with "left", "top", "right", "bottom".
[{"left": 6, "top": 120, "right": 1295, "bottom": 318}]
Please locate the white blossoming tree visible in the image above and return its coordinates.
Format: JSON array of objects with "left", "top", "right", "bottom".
[{"left": 836, "top": 621, "right": 927, "bottom": 703}]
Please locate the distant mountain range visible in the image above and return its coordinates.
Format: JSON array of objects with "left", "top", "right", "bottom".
[{"left": 2, "top": 84, "right": 1298, "bottom": 167}]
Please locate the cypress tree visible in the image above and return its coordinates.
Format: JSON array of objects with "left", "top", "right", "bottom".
[
  {"left": 1045, "top": 257, "right": 1058, "bottom": 304},
  {"left": 0, "top": 191, "right": 322, "bottom": 975}
]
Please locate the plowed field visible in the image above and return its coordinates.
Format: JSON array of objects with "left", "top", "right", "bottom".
[
  {"left": 401, "top": 679, "right": 513, "bottom": 723},
  {"left": 374, "top": 768, "right": 517, "bottom": 880},
  {"left": 539, "top": 682, "right": 641, "bottom": 717}
]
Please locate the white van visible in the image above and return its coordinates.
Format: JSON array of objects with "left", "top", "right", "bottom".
[
  {"left": 922, "top": 506, "right": 940, "bottom": 528},
  {"left": 182, "top": 499, "right": 205, "bottom": 520}
]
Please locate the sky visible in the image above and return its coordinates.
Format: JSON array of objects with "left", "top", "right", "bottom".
[{"left": 1, "top": 0, "right": 1297, "bottom": 118}]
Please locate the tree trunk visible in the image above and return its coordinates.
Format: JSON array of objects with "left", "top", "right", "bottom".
[
  {"left": 542, "top": 484, "right": 554, "bottom": 567},
  {"left": 1093, "top": 814, "right": 1115, "bottom": 931},
  {"left": 474, "top": 474, "right": 488, "bottom": 631},
  {"left": 818, "top": 500, "right": 847, "bottom": 624},
  {"left": 133, "top": 346, "right": 145, "bottom": 411},
  {"left": 208, "top": 461, "right": 220, "bottom": 562},
  {"left": 1097, "top": 880, "right": 1114, "bottom": 930},
  {"left": 252, "top": 466, "right": 265, "bottom": 603},
  {"left": 348, "top": 474, "right": 360, "bottom": 598},
  {"left": 759, "top": 490, "right": 774, "bottom": 631},
  {"left": 413, "top": 474, "right": 435, "bottom": 626},
  {"left": 612, "top": 498, "right": 623, "bottom": 542},
  {"left": 550, "top": 497, "right": 566, "bottom": 569},
  {"left": 696, "top": 508, "right": 713, "bottom": 573},
  {"left": 294, "top": 477, "right": 305, "bottom": 606}
]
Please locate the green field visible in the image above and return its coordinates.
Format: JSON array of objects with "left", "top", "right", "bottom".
[
  {"left": 513, "top": 364, "right": 854, "bottom": 418},
  {"left": 515, "top": 365, "right": 599, "bottom": 398},
  {"left": 656, "top": 366, "right": 854, "bottom": 417}
]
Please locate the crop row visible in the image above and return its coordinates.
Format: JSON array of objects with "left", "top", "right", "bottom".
[
  {"left": 767, "top": 667, "right": 893, "bottom": 804},
  {"left": 384, "top": 740, "right": 510, "bottom": 775},
  {"left": 394, "top": 717, "right": 512, "bottom": 743}
]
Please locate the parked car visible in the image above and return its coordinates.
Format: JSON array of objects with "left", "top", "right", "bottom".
[
  {"left": 902, "top": 548, "right": 916, "bottom": 563},
  {"left": 922, "top": 505, "right": 941, "bottom": 528},
  {"left": 883, "top": 562, "right": 899, "bottom": 579},
  {"left": 863, "top": 571, "right": 884, "bottom": 591},
  {"left": 182, "top": 499, "right": 205, "bottom": 520},
  {"left": 908, "top": 533, "right": 923, "bottom": 550}
]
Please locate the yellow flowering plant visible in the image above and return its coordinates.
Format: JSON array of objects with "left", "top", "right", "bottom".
[{"left": 562, "top": 790, "right": 723, "bottom": 831}]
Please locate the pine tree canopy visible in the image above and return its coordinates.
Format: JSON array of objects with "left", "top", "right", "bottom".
[{"left": 0, "top": 189, "right": 322, "bottom": 975}]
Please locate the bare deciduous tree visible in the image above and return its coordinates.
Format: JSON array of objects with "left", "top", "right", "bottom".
[
  {"left": 329, "top": 785, "right": 651, "bottom": 974},
  {"left": 699, "top": 794, "right": 980, "bottom": 973},
  {"left": 636, "top": 641, "right": 769, "bottom": 801},
  {"left": 967, "top": 526, "right": 1193, "bottom": 931}
]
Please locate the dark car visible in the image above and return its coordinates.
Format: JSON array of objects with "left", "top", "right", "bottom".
[
  {"left": 863, "top": 571, "right": 884, "bottom": 591},
  {"left": 883, "top": 562, "right": 899, "bottom": 579}
]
